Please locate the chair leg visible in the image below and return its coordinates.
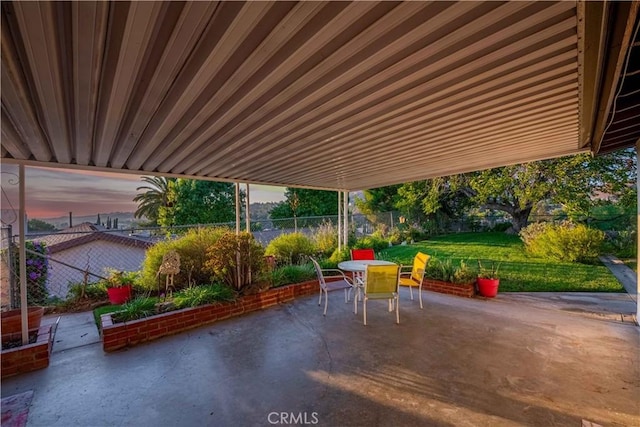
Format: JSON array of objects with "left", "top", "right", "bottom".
[
  {"left": 409, "top": 285, "right": 414, "bottom": 300},
  {"left": 318, "top": 288, "right": 322, "bottom": 305},
  {"left": 419, "top": 284, "right": 423, "bottom": 309},
  {"left": 323, "top": 290, "right": 328, "bottom": 316},
  {"left": 354, "top": 289, "right": 358, "bottom": 314},
  {"left": 363, "top": 297, "right": 367, "bottom": 325},
  {"left": 395, "top": 296, "right": 399, "bottom": 324},
  {"left": 344, "top": 288, "right": 348, "bottom": 303}
]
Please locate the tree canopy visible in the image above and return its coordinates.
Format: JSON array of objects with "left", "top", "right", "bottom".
[
  {"left": 269, "top": 188, "right": 338, "bottom": 219},
  {"left": 158, "top": 179, "right": 240, "bottom": 227},
  {"left": 27, "top": 219, "right": 56, "bottom": 232},
  {"left": 133, "top": 176, "right": 174, "bottom": 226},
  {"left": 357, "top": 149, "right": 636, "bottom": 232},
  {"left": 134, "top": 176, "right": 242, "bottom": 228}
]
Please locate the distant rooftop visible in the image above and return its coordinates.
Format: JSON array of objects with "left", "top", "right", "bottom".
[{"left": 30, "top": 222, "right": 153, "bottom": 254}]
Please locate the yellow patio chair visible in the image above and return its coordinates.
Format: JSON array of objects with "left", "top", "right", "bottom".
[
  {"left": 398, "top": 252, "right": 430, "bottom": 309},
  {"left": 362, "top": 264, "right": 401, "bottom": 325},
  {"left": 310, "top": 257, "right": 354, "bottom": 316}
]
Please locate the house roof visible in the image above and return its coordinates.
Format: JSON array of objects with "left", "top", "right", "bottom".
[
  {"left": 33, "top": 222, "right": 153, "bottom": 254},
  {"left": 1, "top": 1, "right": 638, "bottom": 190}
]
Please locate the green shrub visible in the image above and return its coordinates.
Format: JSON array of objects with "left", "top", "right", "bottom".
[
  {"left": 388, "top": 227, "right": 404, "bottom": 245},
  {"left": 520, "top": 221, "right": 605, "bottom": 263},
  {"left": 172, "top": 284, "right": 235, "bottom": 309},
  {"left": 606, "top": 228, "right": 638, "bottom": 258},
  {"left": 67, "top": 281, "right": 108, "bottom": 300},
  {"left": 426, "top": 258, "right": 456, "bottom": 282},
  {"left": 588, "top": 203, "right": 634, "bottom": 231},
  {"left": 518, "top": 222, "right": 549, "bottom": 247},
  {"left": 425, "top": 258, "right": 477, "bottom": 284},
  {"left": 353, "top": 232, "right": 389, "bottom": 252},
  {"left": 406, "top": 225, "right": 427, "bottom": 242},
  {"left": 112, "top": 297, "right": 158, "bottom": 323},
  {"left": 205, "top": 231, "right": 266, "bottom": 293},
  {"left": 453, "top": 260, "right": 477, "bottom": 284},
  {"left": 270, "top": 264, "right": 316, "bottom": 288},
  {"left": 140, "top": 227, "right": 228, "bottom": 291},
  {"left": 312, "top": 221, "right": 338, "bottom": 257},
  {"left": 265, "top": 232, "right": 316, "bottom": 265},
  {"left": 103, "top": 268, "right": 139, "bottom": 287},
  {"left": 328, "top": 247, "right": 351, "bottom": 265}
]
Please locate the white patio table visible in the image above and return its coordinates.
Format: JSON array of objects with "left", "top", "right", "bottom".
[{"left": 338, "top": 260, "right": 397, "bottom": 313}]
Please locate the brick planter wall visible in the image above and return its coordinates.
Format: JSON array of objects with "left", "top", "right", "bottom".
[
  {"left": 102, "top": 280, "right": 321, "bottom": 352},
  {"left": 1, "top": 323, "right": 53, "bottom": 379},
  {"left": 423, "top": 279, "right": 476, "bottom": 298}
]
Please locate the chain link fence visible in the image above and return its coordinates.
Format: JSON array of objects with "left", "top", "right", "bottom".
[{"left": 1, "top": 210, "right": 634, "bottom": 306}]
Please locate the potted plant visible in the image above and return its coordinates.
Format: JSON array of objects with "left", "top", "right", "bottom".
[
  {"left": 477, "top": 260, "right": 500, "bottom": 297},
  {"left": 105, "top": 270, "right": 135, "bottom": 304}
]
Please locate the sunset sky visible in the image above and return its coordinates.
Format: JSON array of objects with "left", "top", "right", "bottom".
[{"left": 0, "top": 164, "right": 285, "bottom": 220}]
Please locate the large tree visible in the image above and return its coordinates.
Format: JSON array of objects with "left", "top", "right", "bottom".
[
  {"left": 158, "top": 179, "right": 240, "bottom": 227},
  {"left": 133, "top": 176, "right": 174, "bottom": 226},
  {"left": 359, "top": 149, "right": 636, "bottom": 232},
  {"left": 269, "top": 188, "right": 339, "bottom": 219},
  {"left": 355, "top": 184, "right": 402, "bottom": 215}
]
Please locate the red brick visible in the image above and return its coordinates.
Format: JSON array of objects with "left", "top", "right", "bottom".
[
  {"left": 34, "top": 350, "right": 49, "bottom": 360},
  {"left": 243, "top": 303, "right": 260, "bottom": 311},
  {"left": 2, "top": 366, "right": 18, "bottom": 376}
]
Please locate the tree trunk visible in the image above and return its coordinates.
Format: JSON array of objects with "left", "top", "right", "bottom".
[
  {"left": 509, "top": 207, "right": 532, "bottom": 233},
  {"left": 483, "top": 202, "right": 532, "bottom": 234}
]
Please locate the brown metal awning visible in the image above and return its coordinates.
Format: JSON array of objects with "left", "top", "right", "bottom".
[
  {"left": 585, "top": 1, "right": 640, "bottom": 155},
  {"left": 1, "top": 1, "right": 638, "bottom": 190}
]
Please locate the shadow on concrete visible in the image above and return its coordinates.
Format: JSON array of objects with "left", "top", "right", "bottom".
[{"left": 1, "top": 289, "right": 638, "bottom": 426}]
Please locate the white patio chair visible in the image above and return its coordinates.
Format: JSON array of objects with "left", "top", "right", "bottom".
[{"left": 310, "top": 257, "right": 354, "bottom": 316}]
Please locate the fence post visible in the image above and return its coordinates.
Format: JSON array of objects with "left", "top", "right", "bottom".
[
  {"left": 343, "top": 191, "right": 348, "bottom": 247},
  {"left": 337, "top": 192, "right": 342, "bottom": 251},
  {"left": 636, "top": 140, "right": 640, "bottom": 323},
  {"left": 10, "top": 231, "right": 18, "bottom": 309},
  {"left": 246, "top": 183, "right": 251, "bottom": 232},
  {"left": 19, "top": 164, "right": 28, "bottom": 344}
]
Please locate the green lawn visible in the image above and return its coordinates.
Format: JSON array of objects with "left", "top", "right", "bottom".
[
  {"left": 379, "top": 232, "right": 624, "bottom": 292},
  {"left": 93, "top": 304, "right": 122, "bottom": 329}
]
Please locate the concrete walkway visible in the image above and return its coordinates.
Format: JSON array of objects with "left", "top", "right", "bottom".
[
  {"left": 600, "top": 255, "right": 637, "bottom": 302},
  {"left": 2, "top": 289, "right": 638, "bottom": 427},
  {"left": 497, "top": 292, "right": 637, "bottom": 324},
  {"left": 47, "top": 311, "right": 101, "bottom": 354}
]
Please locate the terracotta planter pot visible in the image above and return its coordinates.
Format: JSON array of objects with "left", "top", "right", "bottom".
[
  {"left": 477, "top": 277, "right": 500, "bottom": 298},
  {"left": 107, "top": 285, "right": 132, "bottom": 305},
  {"left": 1, "top": 306, "right": 44, "bottom": 344}
]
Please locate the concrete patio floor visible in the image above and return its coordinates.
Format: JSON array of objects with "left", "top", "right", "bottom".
[{"left": 2, "top": 289, "right": 639, "bottom": 427}]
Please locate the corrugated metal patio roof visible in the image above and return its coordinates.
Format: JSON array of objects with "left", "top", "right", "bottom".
[{"left": 1, "top": 1, "right": 638, "bottom": 190}]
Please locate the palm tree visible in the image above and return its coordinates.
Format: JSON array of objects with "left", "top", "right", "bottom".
[{"left": 133, "top": 176, "right": 174, "bottom": 225}]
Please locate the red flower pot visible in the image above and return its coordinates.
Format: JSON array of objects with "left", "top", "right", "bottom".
[
  {"left": 107, "top": 285, "right": 132, "bottom": 305},
  {"left": 477, "top": 278, "right": 500, "bottom": 298}
]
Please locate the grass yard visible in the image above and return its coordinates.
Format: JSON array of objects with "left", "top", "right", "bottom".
[
  {"left": 93, "top": 304, "right": 122, "bottom": 329},
  {"left": 379, "top": 232, "right": 624, "bottom": 292}
]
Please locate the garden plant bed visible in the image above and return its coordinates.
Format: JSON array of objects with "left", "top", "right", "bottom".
[
  {"left": 422, "top": 279, "right": 476, "bottom": 298},
  {"left": 1, "top": 323, "right": 54, "bottom": 379},
  {"left": 102, "top": 280, "right": 320, "bottom": 352}
]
